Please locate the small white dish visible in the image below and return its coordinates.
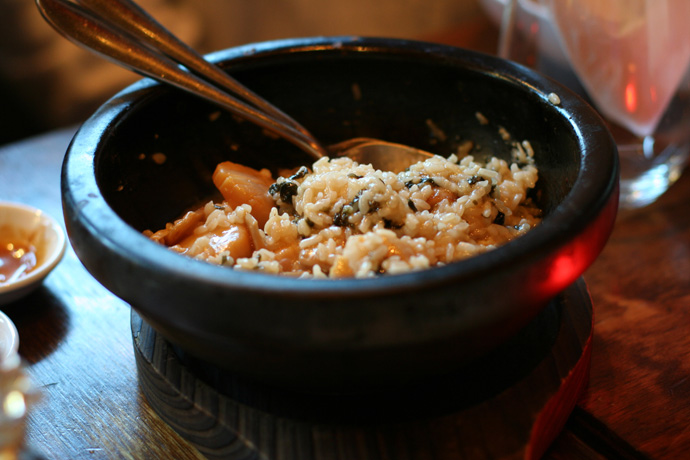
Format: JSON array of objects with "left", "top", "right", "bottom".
[
  {"left": 0, "top": 310, "right": 19, "bottom": 361},
  {"left": 0, "top": 201, "right": 67, "bottom": 305}
]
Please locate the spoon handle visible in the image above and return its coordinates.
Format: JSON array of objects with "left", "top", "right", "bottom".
[
  {"left": 77, "top": 0, "right": 309, "bottom": 135},
  {"left": 35, "top": 0, "right": 327, "bottom": 159}
]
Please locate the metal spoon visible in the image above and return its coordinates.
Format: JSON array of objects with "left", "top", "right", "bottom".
[{"left": 35, "top": 0, "right": 433, "bottom": 172}]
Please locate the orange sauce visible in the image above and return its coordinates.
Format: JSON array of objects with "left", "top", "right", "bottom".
[{"left": 0, "top": 239, "right": 37, "bottom": 285}]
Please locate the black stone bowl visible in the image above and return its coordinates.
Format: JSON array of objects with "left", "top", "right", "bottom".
[{"left": 62, "top": 37, "right": 618, "bottom": 391}]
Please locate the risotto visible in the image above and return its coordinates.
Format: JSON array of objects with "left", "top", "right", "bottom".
[{"left": 144, "top": 140, "right": 541, "bottom": 278}]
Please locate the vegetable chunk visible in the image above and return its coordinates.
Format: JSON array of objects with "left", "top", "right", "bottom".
[{"left": 213, "top": 161, "right": 275, "bottom": 227}]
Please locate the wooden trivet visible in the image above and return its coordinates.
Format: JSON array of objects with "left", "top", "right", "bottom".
[{"left": 132, "top": 278, "right": 593, "bottom": 460}]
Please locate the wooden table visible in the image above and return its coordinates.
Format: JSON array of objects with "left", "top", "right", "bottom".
[
  {"left": 3, "top": 115, "right": 689, "bottom": 460},
  {"left": 1, "top": 127, "right": 205, "bottom": 459},
  {"left": 2, "top": 16, "right": 690, "bottom": 460}
]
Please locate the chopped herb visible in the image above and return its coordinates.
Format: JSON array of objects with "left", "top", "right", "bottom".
[
  {"left": 349, "top": 191, "right": 363, "bottom": 212},
  {"left": 468, "top": 175, "right": 481, "bottom": 185},
  {"left": 281, "top": 182, "right": 299, "bottom": 202},
  {"left": 269, "top": 181, "right": 299, "bottom": 203},
  {"left": 289, "top": 166, "right": 309, "bottom": 180},
  {"left": 333, "top": 205, "right": 354, "bottom": 227},
  {"left": 408, "top": 199, "right": 417, "bottom": 211},
  {"left": 347, "top": 173, "right": 363, "bottom": 179},
  {"left": 405, "top": 177, "right": 437, "bottom": 188},
  {"left": 367, "top": 201, "right": 381, "bottom": 213},
  {"left": 383, "top": 218, "right": 403, "bottom": 229}
]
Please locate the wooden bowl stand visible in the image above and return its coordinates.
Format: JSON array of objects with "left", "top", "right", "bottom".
[{"left": 132, "top": 278, "right": 593, "bottom": 460}]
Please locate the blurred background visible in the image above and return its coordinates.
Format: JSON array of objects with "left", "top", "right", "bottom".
[{"left": 0, "top": 0, "right": 495, "bottom": 146}]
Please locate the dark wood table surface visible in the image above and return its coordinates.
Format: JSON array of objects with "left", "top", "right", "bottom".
[{"left": 2, "top": 12, "right": 690, "bottom": 460}]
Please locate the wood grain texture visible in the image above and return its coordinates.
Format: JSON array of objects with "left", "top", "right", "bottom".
[
  {"left": 580, "top": 173, "right": 690, "bottom": 459},
  {"left": 132, "top": 281, "right": 591, "bottom": 460},
  {"left": 1, "top": 128, "right": 204, "bottom": 459}
]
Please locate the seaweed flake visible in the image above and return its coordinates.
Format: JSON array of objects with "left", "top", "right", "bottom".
[
  {"left": 289, "top": 166, "right": 309, "bottom": 180},
  {"left": 350, "top": 191, "right": 363, "bottom": 211},
  {"left": 269, "top": 181, "right": 299, "bottom": 203},
  {"left": 334, "top": 189, "right": 366, "bottom": 226},
  {"left": 333, "top": 205, "right": 354, "bottom": 227},
  {"left": 367, "top": 201, "right": 381, "bottom": 214},
  {"left": 493, "top": 211, "right": 505, "bottom": 225},
  {"left": 383, "top": 218, "right": 403, "bottom": 229},
  {"left": 405, "top": 177, "right": 437, "bottom": 189}
]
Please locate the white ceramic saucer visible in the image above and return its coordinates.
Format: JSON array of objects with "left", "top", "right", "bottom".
[{"left": 0, "top": 201, "right": 67, "bottom": 305}]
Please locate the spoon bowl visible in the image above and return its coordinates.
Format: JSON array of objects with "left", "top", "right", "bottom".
[{"left": 328, "top": 138, "right": 434, "bottom": 172}]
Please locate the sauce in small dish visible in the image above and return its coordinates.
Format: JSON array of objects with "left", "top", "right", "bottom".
[
  {"left": 0, "top": 202, "right": 66, "bottom": 305},
  {"left": 0, "top": 238, "right": 38, "bottom": 285}
]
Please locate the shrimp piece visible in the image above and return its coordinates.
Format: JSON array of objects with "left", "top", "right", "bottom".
[
  {"left": 144, "top": 209, "right": 205, "bottom": 246},
  {"left": 329, "top": 255, "right": 354, "bottom": 278},
  {"left": 173, "top": 223, "right": 254, "bottom": 260},
  {"left": 212, "top": 161, "right": 275, "bottom": 227},
  {"left": 426, "top": 187, "right": 457, "bottom": 209},
  {"left": 273, "top": 244, "right": 301, "bottom": 272}
]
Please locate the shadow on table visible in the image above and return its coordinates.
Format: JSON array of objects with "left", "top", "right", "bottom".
[{"left": 4, "top": 287, "right": 70, "bottom": 364}]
